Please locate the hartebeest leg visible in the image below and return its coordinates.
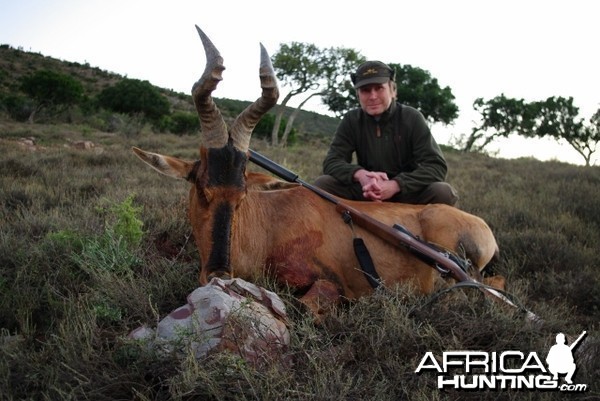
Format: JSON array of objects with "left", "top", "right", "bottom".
[{"left": 299, "top": 279, "right": 342, "bottom": 322}]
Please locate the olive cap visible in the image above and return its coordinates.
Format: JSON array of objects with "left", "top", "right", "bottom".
[{"left": 351, "top": 61, "right": 395, "bottom": 88}]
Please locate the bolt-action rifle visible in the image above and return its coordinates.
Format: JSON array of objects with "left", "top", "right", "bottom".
[{"left": 249, "top": 149, "right": 539, "bottom": 320}]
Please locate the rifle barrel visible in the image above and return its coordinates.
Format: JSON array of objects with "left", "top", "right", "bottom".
[
  {"left": 248, "top": 149, "right": 339, "bottom": 204},
  {"left": 248, "top": 149, "right": 298, "bottom": 183}
]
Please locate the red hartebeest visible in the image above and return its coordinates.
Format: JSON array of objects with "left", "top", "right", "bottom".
[{"left": 133, "top": 26, "right": 500, "bottom": 320}]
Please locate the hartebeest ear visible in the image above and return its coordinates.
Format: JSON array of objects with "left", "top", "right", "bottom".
[{"left": 132, "top": 147, "right": 196, "bottom": 181}]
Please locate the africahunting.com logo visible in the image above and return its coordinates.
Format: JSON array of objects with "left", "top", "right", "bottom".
[{"left": 415, "top": 331, "right": 588, "bottom": 392}]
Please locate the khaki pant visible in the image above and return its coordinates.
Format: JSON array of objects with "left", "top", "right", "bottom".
[{"left": 313, "top": 175, "right": 459, "bottom": 206}]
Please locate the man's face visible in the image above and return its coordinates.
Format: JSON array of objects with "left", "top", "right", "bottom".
[{"left": 357, "top": 81, "right": 394, "bottom": 117}]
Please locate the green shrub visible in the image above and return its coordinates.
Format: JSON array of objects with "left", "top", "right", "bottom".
[
  {"left": 44, "top": 229, "right": 83, "bottom": 252},
  {"left": 1, "top": 94, "right": 33, "bottom": 121},
  {"left": 71, "top": 228, "right": 140, "bottom": 276},
  {"left": 91, "top": 296, "right": 123, "bottom": 324},
  {"left": 253, "top": 112, "right": 297, "bottom": 144},
  {"left": 69, "top": 195, "right": 144, "bottom": 276},
  {"left": 109, "top": 194, "right": 144, "bottom": 247},
  {"left": 19, "top": 69, "right": 84, "bottom": 122},
  {"left": 159, "top": 111, "right": 199, "bottom": 135},
  {"left": 97, "top": 78, "right": 170, "bottom": 122}
]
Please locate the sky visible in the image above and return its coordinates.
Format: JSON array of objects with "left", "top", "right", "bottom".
[{"left": 1, "top": 0, "right": 599, "bottom": 165}]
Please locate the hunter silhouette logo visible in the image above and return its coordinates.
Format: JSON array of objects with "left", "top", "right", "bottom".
[
  {"left": 414, "top": 331, "right": 589, "bottom": 392},
  {"left": 546, "top": 331, "right": 587, "bottom": 384}
]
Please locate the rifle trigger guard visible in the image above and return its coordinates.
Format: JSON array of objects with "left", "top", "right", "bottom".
[{"left": 434, "top": 262, "right": 451, "bottom": 277}]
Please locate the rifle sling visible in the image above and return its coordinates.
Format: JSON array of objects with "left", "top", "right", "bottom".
[
  {"left": 353, "top": 238, "right": 382, "bottom": 289},
  {"left": 354, "top": 223, "right": 468, "bottom": 289},
  {"left": 341, "top": 209, "right": 382, "bottom": 289}
]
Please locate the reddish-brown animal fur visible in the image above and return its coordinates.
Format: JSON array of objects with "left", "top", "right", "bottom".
[{"left": 133, "top": 26, "right": 499, "bottom": 320}]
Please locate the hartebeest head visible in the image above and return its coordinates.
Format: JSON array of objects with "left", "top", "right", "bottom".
[{"left": 133, "top": 26, "right": 279, "bottom": 282}]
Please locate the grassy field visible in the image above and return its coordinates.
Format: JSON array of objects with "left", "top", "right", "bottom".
[{"left": 0, "top": 121, "right": 599, "bottom": 400}]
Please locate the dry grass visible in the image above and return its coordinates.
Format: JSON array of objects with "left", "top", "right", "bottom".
[{"left": 0, "top": 124, "right": 599, "bottom": 400}]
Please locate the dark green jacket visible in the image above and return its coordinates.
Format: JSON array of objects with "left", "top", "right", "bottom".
[{"left": 322, "top": 102, "right": 448, "bottom": 195}]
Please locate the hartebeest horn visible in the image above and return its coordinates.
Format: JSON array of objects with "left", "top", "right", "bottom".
[
  {"left": 230, "top": 43, "right": 279, "bottom": 153},
  {"left": 192, "top": 25, "right": 228, "bottom": 149}
]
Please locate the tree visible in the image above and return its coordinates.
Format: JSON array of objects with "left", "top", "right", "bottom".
[
  {"left": 322, "top": 62, "right": 459, "bottom": 124},
  {"left": 279, "top": 91, "right": 319, "bottom": 146},
  {"left": 532, "top": 97, "right": 599, "bottom": 166},
  {"left": 587, "top": 109, "right": 600, "bottom": 165},
  {"left": 97, "top": 78, "right": 170, "bottom": 121},
  {"left": 271, "top": 43, "right": 365, "bottom": 145},
  {"left": 271, "top": 42, "right": 323, "bottom": 145},
  {"left": 391, "top": 64, "right": 458, "bottom": 125},
  {"left": 252, "top": 112, "right": 296, "bottom": 145},
  {"left": 319, "top": 48, "right": 366, "bottom": 118},
  {"left": 1, "top": 93, "right": 33, "bottom": 122},
  {"left": 462, "top": 95, "right": 536, "bottom": 152},
  {"left": 20, "top": 70, "right": 83, "bottom": 123},
  {"left": 465, "top": 94, "right": 599, "bottom": 166}
]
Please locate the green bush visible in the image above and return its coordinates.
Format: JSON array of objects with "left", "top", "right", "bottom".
[
  {"left": 19, "top": 69, "right": 84, "bottom": 122},
  {"left": 159, "top": 111, "right": 199, "bottom": 135},
  {"left": 1, "top": 93, "right": 34, "bottom": 121},
  {"left": 97, "top": 78, "right": 170, "bottom": 122},
  {"left": 108, "top": 194, "right": 144, "bottom": 247},
  {"left": 253, "top": 112, "right": 297, "bottom": 145},
  {"left": 71, "top": 228, "right": 140, "bottom": 276},
  {"left": 70, "top": 195, "right": 144, "bottom": 276}
]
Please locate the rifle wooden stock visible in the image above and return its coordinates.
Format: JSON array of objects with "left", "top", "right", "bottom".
[{"left": 335, "top": 202, "right": 541, "bottom": 319}]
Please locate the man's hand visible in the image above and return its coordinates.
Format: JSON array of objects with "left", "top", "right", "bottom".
[{"left": 353, "top": 169, "right": 400, "bottom": 202}]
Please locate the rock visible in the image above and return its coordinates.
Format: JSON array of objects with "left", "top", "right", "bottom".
[
  {"left": 71, "top": 140, "right": 94, "bottom": 150},
  {"left": 17, "top": 137, "right": 39, "bottom": 151},
  {"left": 129, "top": 278, "right": 290, "bottom": 366}
]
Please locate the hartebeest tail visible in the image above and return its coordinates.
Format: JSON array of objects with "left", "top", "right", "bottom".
[{"left": 133, "top": 26, "right": 501, "bottom": 321}]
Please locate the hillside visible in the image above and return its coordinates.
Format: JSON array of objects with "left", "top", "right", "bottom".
[{"left": 0, "top": 44, "right": 340, "bottom": 138}]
